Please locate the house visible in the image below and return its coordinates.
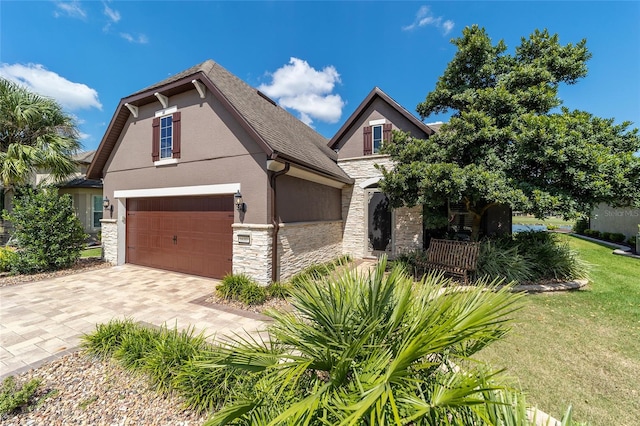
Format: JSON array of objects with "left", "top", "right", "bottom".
[
  {"left": 57, "top": 151, "right": 104, "bottom": 243},
  {"left": 329, "top": 87, "right": 433, "bottom": 258},
  {"left": 87, "top": 60, "right": 433, "bottom": 284},
  {"left": 590, "top": 203, "right": 639, "bottom": 241}
]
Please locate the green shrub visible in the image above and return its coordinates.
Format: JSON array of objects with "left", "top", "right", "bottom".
[
  {"left": 113, "top": 325, "right": 158, "bottom": 370},
  {"left": 174, "top": 351, "right": 254, "bottom": 414},
  {"left": 143, "top": 325, "right": 209, "bottom": 393},
  {"left": 2, "top": 188, "right": 87, "bottom": 274},
  {"left": 0, "top": 376, "right": 41, "bottom": 415},
  {"left": 216, "top": 273, "right": 255, "bottom": 300},
  {"left": 628, "top": 236, "right": 637, "bottom": 248},
  {"left": 584, "top": 229, "right": 601, "bottom": 238},
  {"left": 394, "top": 249, "right": 429, "bottom": 277},
  {"left": 266, "top": 281, "right": 291, "bottom": 299},
  {"left": 601, "top": 232, "right": 611, "bottom": 241},
  {"left": 610, "top": 233, "right": 626, "bottom": 243},
  {"left": 239, "top": 283, "right": 266, "bottom": 305},
  {"left": 514, "top": 232, "right": 588, "bottom": 281},
  {"left": 81, "top": 318, "right": 138, "bottom": 360},
  {"left": 477, "top": 240, "right": 534, "bottom": 284},
  {"left": 0, "top": 247, "right": 17, "bottom": 272},
  {"left": 288, "top": 255, "right": 351, "bottom": 287},
  {"left": 573, "top": 218, "right": 589, "bottom": 234}
]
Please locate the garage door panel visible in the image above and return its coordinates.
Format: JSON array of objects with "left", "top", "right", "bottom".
[{"left": 126, "top": 196, "right": 233, "bottom": 279}]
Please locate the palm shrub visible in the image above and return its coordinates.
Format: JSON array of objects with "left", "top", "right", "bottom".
[{"left": 203, "top": 257, "right": 529, "bottom": 425}]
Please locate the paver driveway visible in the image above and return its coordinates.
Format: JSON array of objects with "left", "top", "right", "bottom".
[{"left": 0, "top": 264, "right": 268, "bottom": 378}]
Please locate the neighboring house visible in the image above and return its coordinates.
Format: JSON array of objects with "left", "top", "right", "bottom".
[
  {"left": 590, "top": 203, "right": 640, "bottom": 240},
  {"left": 0, "top": 151, "right": 103, "bottom": 244},
  {"left": 86, "top": 59, "right": 500, "bottom": 285},
  {"left": 57, "top": 151, "right": 104, "bottom": 243}
]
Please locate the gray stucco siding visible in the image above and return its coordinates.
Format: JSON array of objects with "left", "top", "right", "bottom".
[
  {"left": 336, "top": 98, "right": 430, "bottom": 160},
  {"left": 102, "top": 89, "right": 271, "bottom": 224},
  {"left": 276, "top": 175, "right": 342, "bottom": 223}
]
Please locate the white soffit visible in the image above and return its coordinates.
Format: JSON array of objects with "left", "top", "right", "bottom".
[{"left": 114, "top": 183, "right": 241, "bottom": 199}]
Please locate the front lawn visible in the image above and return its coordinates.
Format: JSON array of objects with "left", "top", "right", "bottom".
[
  {"left": 478, "top": 235, "right": 640, "bottom": 425},
  {"left": 512, "top": 214, "right": 574, "bottom": 228},
  {"left": 80, "top": 247, "right": 101, "bottom": 258}
]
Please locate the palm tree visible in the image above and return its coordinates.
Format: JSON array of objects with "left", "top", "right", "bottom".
[
  {"left": 0, "top": 77, "right": 80, "bottom": 194},
  {"left": 203, "top": 258, "right": 529, "bottom": 425}
]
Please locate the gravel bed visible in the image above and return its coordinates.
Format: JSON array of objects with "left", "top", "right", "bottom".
[
  {"left": 0, "top": 351, "right": 207, "bottom": 425},
  {"left": 0, "top": 258, "right": 112, "bottom": 288}
]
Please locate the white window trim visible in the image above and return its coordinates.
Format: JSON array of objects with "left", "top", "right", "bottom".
[
  {"left": 369, "top": 118, "right": 386, "bottom": 126},
  {"left": 154, "top": 158, "right": 178, "bottom": 167},
  {"left": 154, "top": 105, "right": 177, "bottom": 117}
]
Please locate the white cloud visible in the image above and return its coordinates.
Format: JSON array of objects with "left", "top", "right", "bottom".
[
  {"left": 120, "top": 33, "right": 149, "bottom": 44},
  {"left": 403, "top": 5, "right": 455, "bottom": 35},
  {"left": 258, "top": 58, "right": 344, "bottom": 126},
  {"left": 53, "top": 1, "right": 87, "bottom": 19},
  {"left": 103, "top": 3, "right": 121, "bottom": 23},
  {"left": 0, "top": 63, "right": 102, "bottom": 111}
]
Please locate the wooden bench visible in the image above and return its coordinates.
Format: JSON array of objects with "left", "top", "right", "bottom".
[{"left": 417, "top": 238, "right": 480, "bottom": 284}]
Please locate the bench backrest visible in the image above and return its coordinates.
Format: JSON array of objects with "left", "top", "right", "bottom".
[{"left": 427, "top": 238, "right": 480, "bottom": 270}]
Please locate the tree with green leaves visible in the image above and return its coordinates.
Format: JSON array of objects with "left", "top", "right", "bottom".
[
  {"left": 378, "top": 26, "right": 640, "bottom": 240},
  {"left": 0, "top": 78, "right": 80, "bottom": 194}
]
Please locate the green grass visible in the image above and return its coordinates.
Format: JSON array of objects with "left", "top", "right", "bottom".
[
  {"left": 512, "top": 214, "right": 573, "bottom": 227},
  {"left": 80, "top": 247, "right": 101, "bottom": 258},
  {"left": 478, "top": 235, "right": 640, "bottom": 425}
]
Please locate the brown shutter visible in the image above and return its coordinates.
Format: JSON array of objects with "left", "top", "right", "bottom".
[
  {"left": 383, "top": 123, "right": 392, "bottom": 145},
  {"left": 152, "top": 117, "right": 160, "bottom": 161},
  {"left": 363, "top": 126, "right": 372, "bottom": 155},
  {"left": 172, "top": 111, "right": 181, "bottom": 159}
]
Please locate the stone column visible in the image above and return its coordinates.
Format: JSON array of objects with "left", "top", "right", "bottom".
[
  {"left": 232, "top": 223, "right": 273, "bottom": 286},
  {"left": 100, "top": 219, "right": 118, "bottom": 264}
]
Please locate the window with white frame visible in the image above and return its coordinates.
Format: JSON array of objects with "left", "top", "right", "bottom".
[
  {"left": 159, "top": 115, "right": 173, "bottom": 160},
  {"left": 92, "top": 195, "right": 103, "bottom": 228}
]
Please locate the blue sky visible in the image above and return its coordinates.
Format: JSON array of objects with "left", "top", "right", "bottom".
[{"left": 1, "top": 1, "right": 639, "bottom": 152}]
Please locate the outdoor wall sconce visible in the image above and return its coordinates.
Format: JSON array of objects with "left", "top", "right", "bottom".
[
  {"left": 103, "top": 196, "right": 114, "bottom": 218},
  {"left": 234, "top": 190, "right": 246, "bottom": 213}
]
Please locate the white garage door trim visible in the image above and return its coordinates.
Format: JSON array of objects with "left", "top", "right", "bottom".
[{"left": 114, "top": 183, "right": 240, "bottom": 199}]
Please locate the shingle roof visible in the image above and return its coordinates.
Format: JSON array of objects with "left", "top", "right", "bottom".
[{"left": 89, "top": 60, "right": 350, "bottom": 183}]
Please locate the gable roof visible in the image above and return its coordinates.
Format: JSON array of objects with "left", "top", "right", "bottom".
[
  {"left": 88, "top": 60, "right": 351, "bottom": 184},
  {"left": 328, "top": 87, "right": 436, "bottom": 149}
]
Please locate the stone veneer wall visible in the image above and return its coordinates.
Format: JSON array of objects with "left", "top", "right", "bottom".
[
  {"left": 277, "top": 220, "right": 343, "bottom": 282},
  {"left": 338, "top": 156, "right": 422, "bottom": 259},
  {"left": 394, "top": 206, "right": 423, "bottom": 254},
  {"left": 232, "top": 223, "right": 273, "bottom": 286},
  {"left": 100, "top": 219, "right": 118, "bottom": 264}
]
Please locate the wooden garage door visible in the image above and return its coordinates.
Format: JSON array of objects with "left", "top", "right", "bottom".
[{"left": 126, "top": 196, "right": 234, "bottom": 279}]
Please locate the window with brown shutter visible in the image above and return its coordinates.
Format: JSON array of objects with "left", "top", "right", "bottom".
[
  {"left": 383, "top": 123, "right": 392, "bottom": 148},
  {"left": 152, "top": 117, "right": 160, "bottom": 161},
  {"left": 363, "top": 126, "right": 372, "bottom": 155},
  {"left": 172, "top": 111, "right": 181, "bottom": 158}
]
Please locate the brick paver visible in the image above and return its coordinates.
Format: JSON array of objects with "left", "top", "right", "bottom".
[{"left": 0, "top": 265, "right": 267, "bottom": 379}]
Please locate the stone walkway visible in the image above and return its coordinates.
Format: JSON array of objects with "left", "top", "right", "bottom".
[{"left": 0, "top": 265, "right": 267, "bottom": 379}]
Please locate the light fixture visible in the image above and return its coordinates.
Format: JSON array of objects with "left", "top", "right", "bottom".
[
  {"left": 103, "top": 196, "right": 114, "bottom": 218},
  {"left": 234, "top": 190, "right": 245, "bottom": 212}
]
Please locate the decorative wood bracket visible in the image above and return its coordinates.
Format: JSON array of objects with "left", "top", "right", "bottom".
[
  {"left": 124, "top": 103, "right": 138, "bottom": 118},
  {"left": 192, "top": 79, "right": 206, "bottom": 99},
  {"left": 154, "top": 92, "right": 169, "bottom": 109}
]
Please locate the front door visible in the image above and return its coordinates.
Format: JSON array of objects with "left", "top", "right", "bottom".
[{"left": 366, "top": 189, "right": 392, "bottom": 257}]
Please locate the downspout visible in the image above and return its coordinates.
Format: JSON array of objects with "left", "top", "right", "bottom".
[{"left": 269, "top": 162, "right": 290, "bottom": 283}]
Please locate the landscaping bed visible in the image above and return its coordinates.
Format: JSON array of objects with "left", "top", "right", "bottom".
[
  {"left": 0, "top": 351, "right": 205, "bottom": 425},
  {"left": 0, "top": 258, "right": 111, "bottom": 288}
]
